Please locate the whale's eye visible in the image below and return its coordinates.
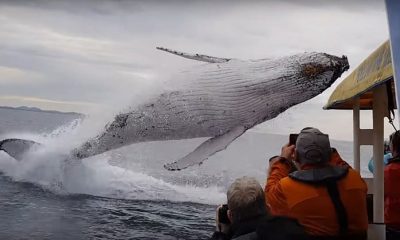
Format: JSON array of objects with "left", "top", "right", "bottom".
[{"left": 301, "top": 64, "right": 326, "bottom": 79}]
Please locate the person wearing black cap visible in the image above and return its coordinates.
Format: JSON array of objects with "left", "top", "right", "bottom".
[{"left": 265, "top": 127, "right": 368, "bottom": 239}]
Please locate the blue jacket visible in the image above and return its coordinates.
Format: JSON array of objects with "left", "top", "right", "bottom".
[{"left": 368, "top": 153, "right": 392, "bottom": 173}]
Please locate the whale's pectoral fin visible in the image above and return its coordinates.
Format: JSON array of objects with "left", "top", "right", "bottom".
[
  {"left": 164, "top": 126, "right": 247, "bottom": 171},
  {"left": 156, "top": 47, "right": 231, "bottom": 63},
  {"left": 0, "top": 138, "right": 41, "bottom": 161}
]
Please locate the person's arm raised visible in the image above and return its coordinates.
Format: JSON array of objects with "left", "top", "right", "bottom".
[{"left": 264, "top": 144, "right": 294, "bottom": 216}]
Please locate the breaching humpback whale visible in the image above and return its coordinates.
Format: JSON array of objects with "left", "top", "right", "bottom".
[{"left": 0, "top": 47, "right": 349, "bottom": 170}]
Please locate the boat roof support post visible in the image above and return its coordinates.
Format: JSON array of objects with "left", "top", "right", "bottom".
[
  {"left": 353, "top": 97, "right": 361, "bottom": 172},
  {"left": 372, "top": 85, "right": 385, "bottom": 227}
]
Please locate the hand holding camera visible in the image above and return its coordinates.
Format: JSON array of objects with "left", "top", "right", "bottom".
[
  {"left": 280, "top": 133, "right": 298, "bottom": 160},
  {"left": 280, "top": 143, "right": 295, "bottom": 161},
  {"left": 269, "top": 134, "right": 299, "bottom": 172},
  {"left": 215, "top": 204, "right": 231, "bottom": 234}
]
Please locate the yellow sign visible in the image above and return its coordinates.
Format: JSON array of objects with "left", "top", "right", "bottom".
[{"left": 325, "top": 41, "right": 393, "bottom": 109}]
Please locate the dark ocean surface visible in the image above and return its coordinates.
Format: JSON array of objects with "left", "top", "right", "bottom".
[{"left": 0, "top": 173, "right": 215, "bottom": 240}]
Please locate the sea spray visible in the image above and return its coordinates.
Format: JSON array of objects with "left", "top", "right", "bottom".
[{"left": 0, "top": 120, "right": 227, "bottom": 205}]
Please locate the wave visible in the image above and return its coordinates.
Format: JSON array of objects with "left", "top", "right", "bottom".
[{"left": 0, "top": 120, "right": 226, "bottom": 205}]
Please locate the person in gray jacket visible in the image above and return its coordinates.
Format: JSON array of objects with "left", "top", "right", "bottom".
[{"left": 210, "top": 176, "right": 306, "bottom": 240}]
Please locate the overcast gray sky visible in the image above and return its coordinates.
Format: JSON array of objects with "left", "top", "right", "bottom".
[{"left": 0, "top": 0, "right": 395, "bottom": 140}]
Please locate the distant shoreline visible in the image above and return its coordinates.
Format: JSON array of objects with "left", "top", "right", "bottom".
[{"left": 0, "top": 106, "right": 83, "bottom": 116}]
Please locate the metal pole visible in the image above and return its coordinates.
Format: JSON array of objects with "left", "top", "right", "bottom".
[
  {"left": 372, "top": 85, "right": 385, "bottom": 240},
  {"left": 353, "top": 97, "right": 361, "bottom": 172}
]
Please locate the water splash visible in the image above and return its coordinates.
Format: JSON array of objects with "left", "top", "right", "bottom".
[{"left": 0, "top": 120, "right": 226, "bottom": 205}]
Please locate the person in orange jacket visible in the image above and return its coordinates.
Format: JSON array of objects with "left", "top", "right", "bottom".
[
  {"left": 385, "top": 131, "right": 400, "bottom": 240},
  {"left": 265, "top": 127, "right": 368, "bottom": 239}
]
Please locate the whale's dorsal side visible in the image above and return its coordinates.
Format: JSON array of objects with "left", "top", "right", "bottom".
[
  {"left": 156, "top": 47, "right": 231, "bottom": 63},
  {"left": 164, "top": 125, "right": 247, "bottom": 171},
  {"left": 0, "top": 138, "right": 41, "bottom": 161}
]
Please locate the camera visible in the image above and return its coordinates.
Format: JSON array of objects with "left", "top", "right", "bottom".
[
  {"left": 218, "top": 204, "right": 230, "bottom": 224},
  {"left": 289, "top": 133, "right": 299, "bottom": 146}
]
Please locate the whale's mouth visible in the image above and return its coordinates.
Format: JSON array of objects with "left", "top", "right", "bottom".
[
  {"left": 329, "top": 54, "right": 349, "bottom": 84},
  {"left": 330, "top": 54, "right": 349, "bottom": 73},
  {"left": 300, "top": 55, "right": 349, "bottom": 81},
  {"left": 297, "top": 54, "right": 349, "bottom": 94}
]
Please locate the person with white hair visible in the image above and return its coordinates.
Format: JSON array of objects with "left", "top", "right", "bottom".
[{"left": 210, "top": 176, "right": 306, "bottom": 240}]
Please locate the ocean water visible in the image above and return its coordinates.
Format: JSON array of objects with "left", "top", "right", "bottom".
[{"left": 0, "top": 108, "right": 371, "bottom": 239}]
